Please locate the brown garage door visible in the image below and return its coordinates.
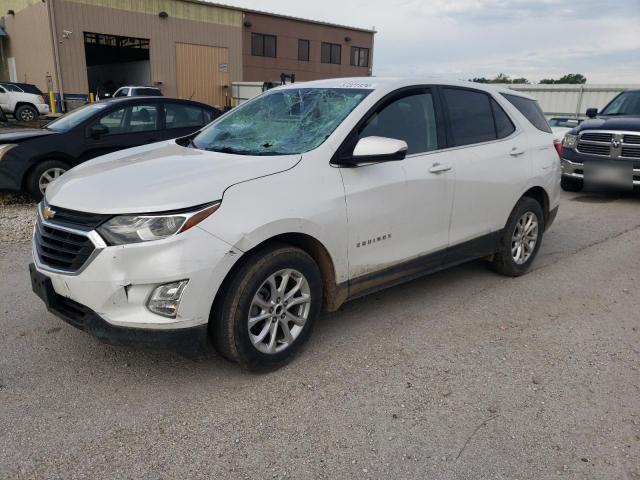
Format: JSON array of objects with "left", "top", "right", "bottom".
[{"left": 175, "top": 43, "right": 230, "bottom": 108}]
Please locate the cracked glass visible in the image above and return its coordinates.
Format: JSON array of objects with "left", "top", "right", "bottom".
[{"left": 192, "top": 88, "right": 371, "bottom": 156}]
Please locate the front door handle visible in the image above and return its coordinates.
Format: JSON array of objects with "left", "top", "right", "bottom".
[
  {"left": 429, "top": 162, "right": 452, "bottom": 174},
  {"left": 510, "top": 147, "right": 525, "bottom": 157}
]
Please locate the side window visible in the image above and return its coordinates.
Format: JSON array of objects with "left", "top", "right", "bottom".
[
  {"left": 443, "top": 88, "right": 496, "bottom": 146},
  {"left": 501, "top": 93, "right": 551, "bottom": 133},
  {"left": 165, "top": 103, "right": 205, "bottom": 129},
  {"left": 97, "top": 104, "right": 159, "bottom": 135},
  {"left": 113, "top": 88, "right": 129, "bottom": 98},
  {"left": 359, "top": 91, "right": 439, "bottom": 155},
  {"left": 491, "top": 99, "right": 515, "bottom": 139}
]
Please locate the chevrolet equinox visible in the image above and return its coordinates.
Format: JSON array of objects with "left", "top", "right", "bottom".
[{"left": 30, "top": 78, "right": 560, "bottom": 369}]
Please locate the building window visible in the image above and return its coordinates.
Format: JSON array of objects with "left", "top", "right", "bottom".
[
  {"left": 298, "top": 39, "right": 310, "bottom": 62},
  {"left": 251, "top": 33, "right": 277, "bottom": 57},
  {"left": 321, "top": 42, "right": 341, "bottom": 64},
  {"left": 350, "top": 46, "right": 369, "bottom": 67}
]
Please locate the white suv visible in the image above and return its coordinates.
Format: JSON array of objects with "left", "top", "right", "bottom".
[
  {"left": 30, "top": 78, "right": 560, "bottom": 369},
  {"left": 0, "top": 83, "right": 50, "bottom": 121}
]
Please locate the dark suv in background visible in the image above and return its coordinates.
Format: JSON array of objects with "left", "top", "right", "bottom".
[{"left": 560, "top": 89, "right": 640, "bottom": 191}]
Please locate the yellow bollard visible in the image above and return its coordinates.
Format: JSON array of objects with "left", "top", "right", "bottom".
[
  {"left": 49, "top": 91, "right": 56, "bottom": 113},
  {"left": 89, "top": 92, "right": 95, "bottom": 103}
]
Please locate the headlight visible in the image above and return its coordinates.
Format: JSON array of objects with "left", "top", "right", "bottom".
[
  {"left": 0, "top": 144, "right": 17, "bottom": 161},
  {"left": 97, "top": 202, "right": 220, "bottom": 245},
  {"left": 562, "top": 134, "right": 578, "bottom": 149}
]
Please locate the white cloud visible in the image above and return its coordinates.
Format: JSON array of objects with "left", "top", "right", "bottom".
[{"left": 221, "top": 0, "right": 640, "bottom": 83}]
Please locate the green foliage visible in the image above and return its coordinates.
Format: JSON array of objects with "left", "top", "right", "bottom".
[
  {"left": 539, "top": 74, "right": 587, "bottom": 84},
  {"left": 469, "top": 73, "right": 530, "bottom": 84}
]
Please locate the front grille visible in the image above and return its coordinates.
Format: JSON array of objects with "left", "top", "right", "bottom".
[
  {"left": 623, "top": 134, "right": 640, "bottom": 145},
  {"left": 44, "top": 204, "right": 110, "bottom": 230},
  {"left": 34, "top": 217, "right": 96, "bottom": 272},
  {"left": 622, "top": 146, "right": 640, "bottom": 158},
  {"left": 576, "top": 143, "right": 611, "bottom": 156},
  {"left": 580, "top": 132, "right": 613, "bottom": 143}
]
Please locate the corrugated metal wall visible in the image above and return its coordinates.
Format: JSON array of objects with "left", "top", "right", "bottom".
[
  {"left": 51, "top": 0, "right": 243, "bottom": 97},
  {"left": 503, "top": 84, "right": 640, "bottom": 117},
  {"left": 175, "top": 43, "right": 230, "bottom": 107}
]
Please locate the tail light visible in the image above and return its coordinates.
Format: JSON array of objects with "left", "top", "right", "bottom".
[
  {"left": 553, "top": 139, "right": 563, "bottom": 158},
  {"left": 38, "top": 95, "right": 45, "bottom": 103}
]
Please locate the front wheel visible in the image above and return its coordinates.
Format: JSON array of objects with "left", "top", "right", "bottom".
[
  {"left": 211, "top": 245, "right": 323, "bottom": 370},
  {"left": 25, "top": 160, "right": 70, "bottom": 200},
  {"left": 491, "top": 197, "right": 545, "bottom": 277}
]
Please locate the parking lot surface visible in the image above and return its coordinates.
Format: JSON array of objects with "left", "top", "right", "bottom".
[{"left": 1, "top": 191, "right": 639, "bottom": 480}]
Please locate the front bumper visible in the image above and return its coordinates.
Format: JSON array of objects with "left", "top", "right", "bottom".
[
  {"left": 31, "top": 216, "right": 241, "bottom": 336},
  {"left": 30, "top": 263, "right": 209, "bottom": 352},
  {"left": 561, "top": 158, "right": 640, "bottom": 186}
]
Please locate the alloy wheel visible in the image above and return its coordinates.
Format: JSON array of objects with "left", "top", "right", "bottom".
[
  {"left": 511, "top": 211, "right": 538, "bottom": 264},
  {"left": 38, "top": 168, "right": 66, "bottom": 194},
  {"left": 20, "top": 109, "right": 36, "bottom": 122},
  {"left": 248, "top": 268, "right": 311, "bottom": 354}
]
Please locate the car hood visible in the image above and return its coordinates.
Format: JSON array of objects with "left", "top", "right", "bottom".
[
  {"left": 45, "top": 140, "right": 302, "bottom": 214},
  {"left": 0, "top": 128, "right": 58, "bottom": 143},
  {"left": 578, "top": 116, "right": 640, "bottom": 133}
]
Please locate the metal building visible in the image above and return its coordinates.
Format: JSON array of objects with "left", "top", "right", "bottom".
[
  {"left": 503, "top": 84, "right": 640, "bottom": 118},
  {"left": 0, "top": 0, "right": 375, "bottom": 110}
]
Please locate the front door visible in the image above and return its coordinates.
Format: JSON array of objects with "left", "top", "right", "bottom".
[
  {"left": 82, "top": 102, "right": 162, "bottom": 161},
  {"left": 338, "top": 88, "right": 455, "bottom": 283}
]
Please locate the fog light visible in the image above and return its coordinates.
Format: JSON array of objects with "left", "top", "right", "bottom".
[{"left": 147, "top": 280, "right": 188, "bottom": 318}]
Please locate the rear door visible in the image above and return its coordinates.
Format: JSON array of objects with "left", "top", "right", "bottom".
[
  {"left": 441, "top": 87, "right": 531, "bottom": 251},
  {"left": 81, "top": 101, "right": 163, "bottom": 161},
  {"left": 339, "top": 87, "right": 455, "bottom": 281},
  {"left": 162, "top": 101, "right": 210, "bottom": 139}
]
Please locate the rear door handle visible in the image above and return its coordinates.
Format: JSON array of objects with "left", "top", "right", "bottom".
[
  {"left": 510, "top": 147, "right": 525, "bottom": 157},
  {"left": 429, "top": 162, "right": 452, "bottom": 174}
]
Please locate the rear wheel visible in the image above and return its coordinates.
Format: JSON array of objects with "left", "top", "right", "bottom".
[
  {"left": 561, "top": 176, "right": 583, "bottom": 192},
  {"left": 491, "top": 197, "right": 545, "bottom": 277},
  {"left": 25, "top": 160, "right": 70, "bottom": 200},
  {"left": 15, "top": 104, "right": 38, "bottom": 123},
  {"left": 211, "top": 245, "right": 323, "bottom": 370}
]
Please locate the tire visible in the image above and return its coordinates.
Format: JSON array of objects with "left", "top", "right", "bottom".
[
  {"left": 25, "top": 160, "right": 70, "bottom": 200},
  {"left": 211, "top": 244, "right": 323, "bottom": 370},
  {"left": 561, "top": 176, "right": 583, "bottom": 192},
  {"left": 491, "top": 196, "right": 545, "bottom": 277},
  {"left": 15, "top": 104, "right": 38, "bottom": 123}
]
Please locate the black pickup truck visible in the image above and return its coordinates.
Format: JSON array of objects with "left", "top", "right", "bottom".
[{"left": 560, "top": 88, "right": 640, "bottom": 191}]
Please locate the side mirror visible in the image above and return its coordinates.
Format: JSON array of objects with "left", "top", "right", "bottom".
[
  {"left": 89, "top": 123, "right": 109, "bottom": 138},
  {"left": 339, "top": 136, "right": 408, "bottom": 165},
  {"left": 586, "top": 107, "right": 598, "bottom": 118}
]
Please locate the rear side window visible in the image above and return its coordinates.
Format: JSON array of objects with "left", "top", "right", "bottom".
[
  {"left": 443, "top": 88, "right": 496, "bottom": 146},
  {"left": 491, "top": 99, "right": 515, "bottom": 139},
  {"left": 134, "top": 88, "right": 162, "bottom": 96},
  {"left": 501, "top": 93, "right": 551, "bottom": 133},
  {"left": 165, "top": 103, "right": 206, "bottom": 129}
]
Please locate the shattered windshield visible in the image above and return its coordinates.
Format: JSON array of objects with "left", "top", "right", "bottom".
[{"left": 192, "top": 88, "right": 371, "bottom": 155}]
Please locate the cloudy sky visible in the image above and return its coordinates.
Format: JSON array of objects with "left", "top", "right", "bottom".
[{"left": 223, "top": 0, "right": 640, "bottom": 83}]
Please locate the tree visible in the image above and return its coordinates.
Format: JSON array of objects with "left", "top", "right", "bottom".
[
  {"left": 539, "top": 73, "right": 587, "bottom": 84},
  {"left": 468, "top": 73, "right": 530, "bottom": 84}
]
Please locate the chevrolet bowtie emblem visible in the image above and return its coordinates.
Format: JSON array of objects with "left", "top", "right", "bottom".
[{"left": 42, "top": 206, "right": 56, "bottom": 220}]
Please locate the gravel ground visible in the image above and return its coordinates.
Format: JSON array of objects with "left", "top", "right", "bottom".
[
  {"left": 0, "top": 190, "right": 639, "bottom": 480},
  {"left": 0, "top": 201, "right": 36, "bottom": 244}
]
